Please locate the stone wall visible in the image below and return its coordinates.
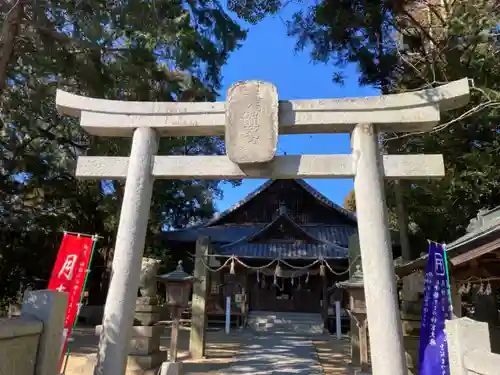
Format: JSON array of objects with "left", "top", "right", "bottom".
[
  {"left": 0, "top": 318, "right": 42, "bottom": 375},
  {"left": 0, "top": 290, "right": 67, "bottom": 375},
  {"left": 446, "top": 317, "right": 500, "bottom": 375}
]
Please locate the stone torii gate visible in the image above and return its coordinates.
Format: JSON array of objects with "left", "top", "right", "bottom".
[{"left": 56, "top": 79, "right": 470, "bottom": 375}]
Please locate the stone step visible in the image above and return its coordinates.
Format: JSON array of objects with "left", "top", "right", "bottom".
[
  {"left": 247, "top": 311, "right": 324, "bottom": 336},
  {"left": 249, "top": 311, "right": 324, "bottom": 320},
  {"left": 249, "top": 317, "right": 324, "bottom": 325}
]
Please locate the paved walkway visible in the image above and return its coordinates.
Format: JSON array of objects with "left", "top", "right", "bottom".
[
  {"left": 217, "top": 333, "right": 324, "bottom": 374},
  {"left": 67, "top": 326, "right": 349, "bottom": 374}
]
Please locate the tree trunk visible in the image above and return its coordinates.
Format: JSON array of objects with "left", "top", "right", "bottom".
[
  {"left": 394, "top": 180, "right": 411, "bottom": 260},
  {"left": 0, "top": 1, "right": 23, "bottom": 99}
]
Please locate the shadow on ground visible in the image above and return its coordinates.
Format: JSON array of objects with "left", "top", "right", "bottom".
[
  {"left": 313, "top": 336, "right": 351, "bottom": 375},
  {"left": 67, "top": 325, "right": 351, "bottom": 375},
  {"left": 197, "top": 334, "right": 322, "bottom": 374}
]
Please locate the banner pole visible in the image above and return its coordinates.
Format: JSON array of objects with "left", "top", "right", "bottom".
[
  {"left": 442, "top": 244, "right": 454, "bottom": 316},
  {"left": 60, "top": 234, "right": 99, "bottom": 375},
  {"left": 63, "top": 230, "right": 103, "bottom": 239}
]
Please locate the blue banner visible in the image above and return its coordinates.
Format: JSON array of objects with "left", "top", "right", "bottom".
[{"left": 419, "top": 242, "right": 452, "bottom": 375}]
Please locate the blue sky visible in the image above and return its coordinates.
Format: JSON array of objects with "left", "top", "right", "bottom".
[{"left": 215, "top": 5, "right": 377, "bottom": 212}]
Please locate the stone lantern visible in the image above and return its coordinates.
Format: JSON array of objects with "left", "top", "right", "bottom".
[
  {"left": 338, "top": 264, "right": 371, "bottom": 374},
  {"left": 157, "top": 261, "right": 195, "bottom": 366}
]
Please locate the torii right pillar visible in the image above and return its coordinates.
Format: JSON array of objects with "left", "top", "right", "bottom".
[
  {"left": 349, "top": 80, "right": 471, "bottom": 375},
  {"left": 351, "top": 123, "right": 407, "bottom": 374}
]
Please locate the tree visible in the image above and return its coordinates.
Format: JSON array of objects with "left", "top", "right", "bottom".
[
  {"left": 287, "top": 0, "right": 500, "bottom": 244},
  {"left": 1, "top": 0, "right": 276, "bottom": 306},
  {"left": 343, "top": 189, "right": 356, "bottom": 212},
  {"left": 287, "top": 0, "right": 398, "bottom": 90}
]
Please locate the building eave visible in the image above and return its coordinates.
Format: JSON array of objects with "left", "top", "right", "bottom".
[{"left": 395, "top": 223, "right": 500, "bottom": 278}]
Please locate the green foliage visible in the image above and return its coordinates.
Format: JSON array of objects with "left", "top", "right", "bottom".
[
  {"left": 385, "top": 0, "right": 500, "bottom": 242},
  {"left": 228, "top": 0, "right": 282, "bottom": 24},
  {"left": 343, "top": 189, "right": 356, "bottom": 212},
  {"left": 0, "top": 0, "right": 253, "bottom": 306},
  {"left": 287, "top": 0, "right": 398, "bottom": 88},
  {"left": 287, "top": 0, "right": 500, "bottom": 244}
]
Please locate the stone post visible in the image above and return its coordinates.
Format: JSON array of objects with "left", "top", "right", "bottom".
[
  {"left": 348, "top": 235, "right": 362, "bottom": 366},
  {"left": 189, "top": 236, "right": 210, "bottom": 359},
  {"left": 21, "top": 290, "right": 68, "bottom": 375},
  {"left": 351, "top": 123, "right": 407, "bottom": 375},
  {"left": 95, "top": 127, "right": 158, "bottom": 375},
  {"left": 335, "top": 300, "right": 342, "bottom": 340}
]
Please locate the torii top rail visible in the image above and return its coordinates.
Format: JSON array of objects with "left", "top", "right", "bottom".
[{"left": 56, "top": 79, "right": 469, "bottom": 137}]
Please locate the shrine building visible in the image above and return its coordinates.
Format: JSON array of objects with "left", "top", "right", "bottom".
[{"left": 162, "top": 179, "right": 366, "bottom": 330}]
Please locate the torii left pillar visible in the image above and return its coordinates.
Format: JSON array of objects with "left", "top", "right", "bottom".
[{"left": 95, "top": 127, "right": 158, "bottom": 375}]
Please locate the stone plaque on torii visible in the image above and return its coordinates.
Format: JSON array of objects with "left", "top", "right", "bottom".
[{"left": 56, "top": 79, "right": 470, "bottom": 375}]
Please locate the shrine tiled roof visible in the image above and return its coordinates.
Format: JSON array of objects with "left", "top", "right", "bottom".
[
  {"left": 160, "top": 179, "right": 359, "bottom": 259},
  {"left": 214, "top": 209, "right": 349, "bottom": 259},
  {"left": 218, "top": 242, "right": 348, "bottom": 259},
  {"left": 162, "top": 224, "right": 357, "bottom": 248},
  {"left": 243, "top": 209, "right": 324, "bottom": 243}
]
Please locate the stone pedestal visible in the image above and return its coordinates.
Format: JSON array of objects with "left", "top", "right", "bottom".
[
  {"left": 96, "top": 296, "right": 167, "bottom": 373},
  {"left": 134, "top": 297, "right": 161, "bottom": 326},
  {"left": 399, "top": 273, "right": 424, "bottom": 375},
  {"left": 401, "top": 311, "right": 421, "bottom": 375},
  {"left": 130, "top": 297, "right": 166, "bottom": 369}
]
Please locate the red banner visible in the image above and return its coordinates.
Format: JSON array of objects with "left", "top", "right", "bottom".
[{"left": 48, "top": 233, "right": 95, "bottom": 370}]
